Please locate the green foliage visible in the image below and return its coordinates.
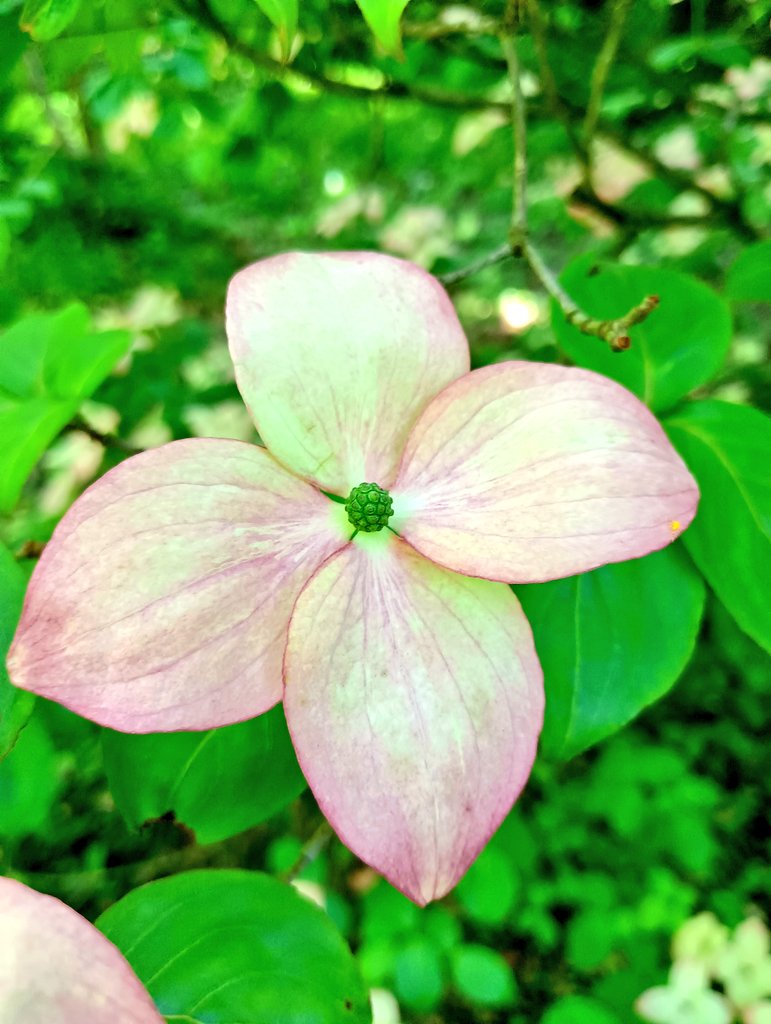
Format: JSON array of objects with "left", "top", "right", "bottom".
[
  {"left": 725, "top": 240, "right": 771, "bottom": 303},
  {"left": 0, "top": 543, "right": 33, "bottom": 759},
  {"left": 97, "top": 870, "right": 371, "bottom": 1022},
  {"left": 666, "top": 401, "right": 771, "bottom": 652},
  {"left": 551, "top": 258, "right": 732, "bottom": 413},
  {"left": 515, "top": 546, "right": 706, "bottom": 759},
  {"left": 355, "top": 0, "right": 412, "bottom": 56},
  {"left": 0, "top": 305, "right": 130, "bottom": 511},
  {"left": 102, "top": 705, "right": 306, "bottom": 844},
  {"left": 0, "top": 0, "right": 768, "bottom": 1019},
  {"left": 253, "top": 0, "right": 298, "bottom": 61},
  {"left": 450, "top": 944, "right": 518, "bottom": 1008},
  {"left": 19, "top": 0, "right": 81, "bottom": 41},
  {"left": 0, "top": 713, "right": 59, "bottom": 837}
]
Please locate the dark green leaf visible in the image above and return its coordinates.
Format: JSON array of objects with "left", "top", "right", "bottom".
[
  {"left": 551, "top": 257, "right": 731, "bottom": 412},
  {"left": 725, "top": 239, "right": 771, "bottom": 303},
  {"left": 515, "top": 546, "right": 706, "bottom": 760},
  {"left": 97, "top": 870, "right": 371, "bottom": 1023},
  {"left": 0, "top": 543, "right": 33, "bottom": 759},
  {"left": 666, "top": 400, "right": 771, "bottom": 651},
  {"left": 102, "top": 704, "right": 306, "bottom": 843}
]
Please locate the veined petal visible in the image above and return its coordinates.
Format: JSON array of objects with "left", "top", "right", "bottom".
[
  {"left": 0, "top": 877, "right": 162, "bottom": 1023},
  {"left": 283, "top": 533, "right": 544, "bottom": 905},
  {"left": 392, "top": 363, "right": 699, "bottom": 583},
  {"left": 8, "top": 439, "right": 348, "bottom": 732},
  {"left": 226, "top": 252, "right": 469, "bottom": 495}
]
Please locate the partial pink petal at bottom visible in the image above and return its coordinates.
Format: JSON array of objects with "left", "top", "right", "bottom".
[{"left": 0, "top": 877, "right": 162, "bottom": 1023}]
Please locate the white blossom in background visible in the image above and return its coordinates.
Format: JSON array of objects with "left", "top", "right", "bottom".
[{"left": 636, "top": 961, "right": 732, "bottom": 1024}]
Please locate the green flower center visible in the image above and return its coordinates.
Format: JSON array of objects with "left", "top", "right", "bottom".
[{"left": 344, "top": 482, "right": 394, "bottom": 533}]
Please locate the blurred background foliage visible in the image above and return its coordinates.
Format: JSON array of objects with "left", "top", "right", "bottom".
[{"left": 0, "top": 0, "right": 769, "bottom": 1020}]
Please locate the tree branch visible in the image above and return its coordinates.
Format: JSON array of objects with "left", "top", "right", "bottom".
[
  {"left": 498, "top": 10, "right": 658, "bottom": 353},
  {"left": 439, "top": 244, "right": 515, "bottom": 287},
  {"left": 583, "top": 0, "right": 632, "bottom": 147},
  {"left": 177, "top": 0, "right": 506, "bottom": 113}
]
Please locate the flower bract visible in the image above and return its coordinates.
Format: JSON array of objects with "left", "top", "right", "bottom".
[
  {"left": 0, "top": 876, "right": 162, "bottom": 1022},
  {"left": 7, "top": 252, "right": 699, "bottom": 904}
]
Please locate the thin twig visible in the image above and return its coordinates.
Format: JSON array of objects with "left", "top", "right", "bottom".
[
  {"left": 281, "top": 821, "right": 334, "bottom": 883},
  {"left": 67, "top": 416, "right": 143, "bottom": 454},
  {"left": 583, "top": 0, "right": 632, "bottom": 146},
  {"left": 497, "top": 10, "right": 658, "bottom": 352},
  {"left": 501, "top": 32, "right": 527, "bottom": 245},
  {"left": 178, "top": 0, "right": 505, "bottom": 113},
  {"left": 439, "top": 244, "right": 514, "bottom": 286},
  {"left": 524, "top": 241, "right": 659, "bottom": 351},
  {"left": 526, "top": 0, "right": 587, "bottom": 168}
]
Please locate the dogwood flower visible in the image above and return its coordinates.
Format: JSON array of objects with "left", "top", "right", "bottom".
[
  {"left": 7, "top": 252, "right": 698, "bottom": 904},
  {"left": 0, "top": 876, "right": 162, "bottom": 1022}
]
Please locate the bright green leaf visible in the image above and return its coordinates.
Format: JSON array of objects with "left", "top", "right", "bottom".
[
  {"left": 0, "top": 307, "right": 131, "bottom": 511},
  {"left": 0, "top": 543, "right": 33, "bottom": 760},
  {"left": 0, "top": 395, "right": 76, "bottom": 512},
  {"left": 254, "top": 0, "right": 297, "bottom": 62},
  {"left": 19, "top": 0, "right": 81, "bottom": 40},
  {"left": 666, "top": 400, "right": 771, "bottom": 651},
  {"left": 551, "top": 257, "right": 731, "bottom": 412},
  {"left": 725, "top": 239, "right": 771, "bottom": 303},
  {"left": 97, "top": 870, "right": 370, "bottom": 1023},
  {"left": 455, "top": 844, "right": 519, "bottom": 927},
  {"left": 355, "top": 0, "right": 411, "bottom": 57},
  {"left": 0, "top": 712, "right": 59, "bottom": 837},
  {"left": 515, "top": 546, "right": 706, "bottom": 760},
  {"left": 541, "top": 994, "right": 622, "bottom": 1024},
  {"left": 102, "top": 704, "right": 306, "bottom": 844},
  {"left": 394, "top": 937, "right": 445, "bottom": 1012},
  {"left": 451, "top": 945, "right": 517, "bottom": 1009}
]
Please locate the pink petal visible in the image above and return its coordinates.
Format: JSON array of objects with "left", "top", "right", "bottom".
[
  {"left": 0, "top": 877, "right": 162, "bottom": 1023},
  {"left": 392, "top": 363, "right": 699, "bottom": 583},
  {"left": 284, "top": 533, "right": 544, "bottom": 905},
  {"left": 226, "top": 252, "right": 469, "bottom": 495},
  {"left": 8, "top": 439, "right": 348, "bottom": 731}
]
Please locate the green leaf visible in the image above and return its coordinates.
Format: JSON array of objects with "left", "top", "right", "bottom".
[
  {"left": 515, "top": 546, "right": 706, "bottom": 760},
  {"left": 97, "top": 870, "right": 371, "bottom": 1023},
  {"left": 253, "top": 0, "right": 297, "bottom": 62},
  {"left": 725, "top": 239, "right": 771, "bottom": 303},
  {"left": 394, "top": 937, "right": 445, "bottom": 1012},
  {"left": 0, "top": 711, "right": 59, "bottom": 837},
  {"left": 102, "top": 704, "right": 306, "bottom": 843},
  {"left": 542, "top": 994, "right": 622, "bottom": 1024},
  {"left": 455, "top": 845, "right": 519, "bottom": 927},
  {"left": 0, "top": 306, "right": 131, "bottom": 511},
  {"left": 566, "top": 908, "right": 616, "bottom": 970},
  {"left": 0, "top": 543, "right": 33, "bottom": 760},
  {"left": 19, "top": 0, "right": 81, "bottom": 40},
  {"left": 666, "top": 400, "right": 771, "bottom": 651},
  {"left": 451, "top": 945, "right": 517, "bottom": 1009},
  {"left": 355, "top": 0, "right": 411, "bottom": 57},
  {"left": 551, "top": 257, "right": 731, "bottom": 413}
]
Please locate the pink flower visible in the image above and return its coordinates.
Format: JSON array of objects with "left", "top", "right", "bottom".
[
  {"left": 7, "top": 253, "right": 698, "bottom": 904},
  {"left": 0, "top": 876, "right": 162, "bottom": 1022}
]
